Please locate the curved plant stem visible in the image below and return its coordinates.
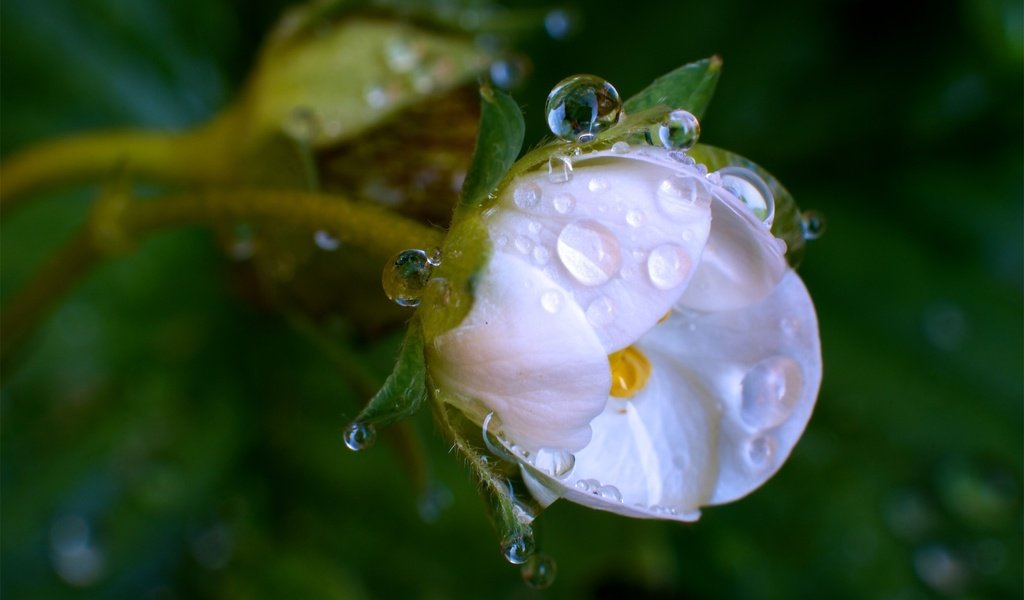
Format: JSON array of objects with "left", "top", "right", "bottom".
[{"left": 1, "top": 188, "right": 446, "bottom": 363}]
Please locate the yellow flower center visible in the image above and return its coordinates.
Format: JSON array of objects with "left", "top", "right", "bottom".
[{"left": 608, "top": 346, "right": 652, "bottom": 398}]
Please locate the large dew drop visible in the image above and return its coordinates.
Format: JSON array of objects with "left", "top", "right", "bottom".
[
  {"left": 657, "top": 173, "right": 711, "bottom": 219},
  {"left": 740, "top": 356, "right": 803, "bottom": 429},
  {"left": 654, "top": 109, "right": 700, "bottom": 151},
  {"left": 718, "top": 167, "right": 776, "bottom": 225},
  {"left": 646, "top": 244, "right": 692, "bottom": 290},
  {"left": 545, "top": 75, "right": 622, "bottom": 143},
  {"left": 382, "top": 248, "right": 441, "bottom": 307},
  {"left": 342, "top": 421, "right": 377, "bottom": 452},
  {"left": 556, "top": 220, "right": 622, "bottom": 286},
  {"left": 501, "top": 532, "right": 536, "bottom": 565}
]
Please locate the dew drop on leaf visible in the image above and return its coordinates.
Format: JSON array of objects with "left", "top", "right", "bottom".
[
  {"left": 342, "top": 421, "right": 377, "bottom": 452},
  {"left": 545, "top": 74, "right": 622, "bottom": 143},
  {"left": 382, "top": 249, "right": 441, "bottom": 307},
  {"left": 654, "top": 109, "right": 701, "bottom": 151}
]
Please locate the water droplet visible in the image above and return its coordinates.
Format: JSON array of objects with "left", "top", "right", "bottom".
[
  {"left": 740, "top": 357, "right": 803, "bottom": 429},
  {"left": 595, "top": 484, "right": 623, "bottom": 502},
  {"left": 533, "top": 447, "right": 575, "bottom": 477},
  {"left": 746, "top": 436, "right": 776, "bottom": 469},
  {"left": 544, "top": 9, "right": 574, "bottom": 39},
  {"left": 342, "top": 421, "right": 377, "bottom": 451},
  {"left": 625, "top": 210, "right": 645, "bottom": 227},
  {"left": 657, "top": 174, "right": 711, "bottom": 219},
  {"left": 651, "top": 109, "right": 701, "bottom": 151},
  {"left": 382, "top": 249, "right": 437, "bottom": 307},
  {"left": 646, "top": 244, "right": 693, "bottom": 290},
  {"left": 576, "top": 478, "right": 600, "bottom": 492},
  {"left": 780, "top": 317, "right": 799, "bottom": 337},
  {"left": 513, "top": 182, "right": 542, "bottom": 209},
  {"left": 556, "top": 220, "right": 622, "bottom": 285},
  {"left": 521, "top": 554, "right": 557, "bottom": 589},
  {"left": 314, "top": 230, "right": 340, "bottom": 251},
  {"left": 552, "top": 193, "right": 576, "bottom": 214},
  {"left": 514, "top": 235, "right": 533, "bottom": 254},
  {"left": 540, "top": 290, "right": 563, "bottom": 314},
  {"left": 611, "top": 141, "right": 631, "bottom": 154},
  {"left": 501, "top": 532, "right": 536, "bottom": 564},
  {"left": 585, "top": 297, "right": 616, "bottom": 325},
  {"left": 587, "top": 177, "right": 609, "bottom": 193},
  {"left": 528, "top": 221, "right": 542, "bottom": 234},
  {"left": 718, "top": 167, "right": 775, "bottom": 225},
  {"left": 801, "top": 210, "right": 826, "bottom": 240},
  {"left": 669, "top": 151, "right": 696, "bottom": 166},
  {"left": 546, "top": 155, "right": 573, "bottom": 183},
  {"left": 545, "top": 75, "right": 622, "bottom": 143},
  {"left": 532, "top": 246, "right": 550, "bottom": 265}
]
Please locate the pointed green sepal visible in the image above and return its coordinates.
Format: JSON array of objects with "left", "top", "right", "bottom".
[
  {"left": 623, "top": 56, "right": 722, "bottom": 118},
  {"left": 457, "top": 84, "right": 526, "bottom": 214},
  {"left": 354, "top": 318, "right": 428, "bottom": 428}
]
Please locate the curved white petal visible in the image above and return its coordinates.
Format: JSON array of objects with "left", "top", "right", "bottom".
[
  {"left": 428, "top": 252, "right": 610, "bottom": 451},
  {"left": 487, "top": 150, "right": 712, "bottom": 352},
  {"left": 677, "top": 189, "right": 787, "bottom": 312},
  {"left": 517, "top": 270, "right": 820, "bottom": 520}
]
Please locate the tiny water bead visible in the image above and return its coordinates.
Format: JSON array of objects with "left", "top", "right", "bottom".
[
  {"left": 551, "top": 192, "right": 576, "bottom": 214},
  {"left": 654, "top": 109, "right": 700, "bottom": 151},
  {"left": 521, "top": 554, "right": 557, "bottom": 589},
  {"left": 382, "top": 248, "right": 441, "bottom": 307},
  {"left": 545, "top": 75, "right": 622, "bottom": 143},
  {"left": 342, "top": 421, "right": 377, "bottom": 452},
  {"left": 746, "top": 435, "right": 776, "bottom": 470},
  {"left": 801, "top": 210, "right": 827, "bottom": 240},
  {"left": 718, "top": 167, "right": 775, "bottom": 225},
  {"left": 546, "top": 155, "right": 573, "bottom": 183},
  {"left": 501, "top": 532, "right": 536, "bottom": 565}
]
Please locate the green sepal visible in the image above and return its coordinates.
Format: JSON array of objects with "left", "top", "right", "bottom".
[
  {"left": 623, "top": 56, "right": 722, "bottom": 118},
  {"left": 689, "top": 143, "right": 807, "bottom": 265},
  {"left": 355, "top": 317, "right": 427, "bottom": 427},
  {"left": 456, "top": 84, "right": 526, "bottom": 216}
]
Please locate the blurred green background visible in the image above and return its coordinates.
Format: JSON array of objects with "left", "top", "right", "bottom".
[{"left": 2, "top": 0, "right": 1020, "bottom": 598}]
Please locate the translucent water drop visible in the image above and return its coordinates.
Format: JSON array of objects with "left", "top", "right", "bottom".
[
  {"left": 556, "top": 220, "right": 622, "bottom": 285},
  {"left": 718, "top": 167, "right": 775, "bottom": 225},
  {"left": 552, "top": 193, "right": 575, "bottom": 214},
  {"left": 575, "top": 478, "right": 600, "bottom": 492},
  {"left": 611, "top": 141, "right": 631, "bottom": 154},
  {"left": 585, "top": 297, "right": 616, "bottom": 325},
  {"left": 545, "top": 75, "right": 622, "bottom": 143},
  {"left": 625, "top": 210, "right": 645, "bottom": 227},
  {"left": 313, "top": 230, "right": 340, "bottom": 251},
  {"left": 513, "top": 182, "right": 542, "bottom": 209},
  {"left": 595, "top": 484, "right": 622, "bottom": 502},
  {"left": 646, "top": 244, "right": 692, "bottom": 290},
  {"left": 521, "top": 554, "right": 557, "bottom": 589},
  {"left": 587, "top": 177, "right": 609, "bottom": 193},
  {"left": 342, "top": 421, "right": 377, "bottom": 451},
  {"left": 654, "top": 110, "right": 700, "bottom": 151},
  {"left": 533, "top": 448, "right": 575, "bottom": 478},
  {"left": 532, "top": 246, "right": 550, "bottom": 265},
  {"left": 546, "top": 155, "right": 573, "bottom": 183},
  {"left": 514, "top": 235, "right": 533, "bottom": 254},
  {"left": 382, "top": 249, "right": 437, "bottom": 307},
  {"left": 540, "top": 290, "right": 562, "bottom": 314},
  {"left": 801, "top": 210, "right": 826, "bottom": 240},
  {"left": 746, "top": 436, "right": 775, "bottom": 469},
  {"left": 740, "top": 357, "right": 803, "bottom": 429},
  {"left": 501, "top": 532, "right": 536, "bottom": 565},
  {"left": 657, "top": 174, "right": 711, "bottom": 219}
]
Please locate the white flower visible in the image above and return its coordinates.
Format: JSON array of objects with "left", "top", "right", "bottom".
[{"left": 427, "top": 145, "right": 821, "bottom": 522}]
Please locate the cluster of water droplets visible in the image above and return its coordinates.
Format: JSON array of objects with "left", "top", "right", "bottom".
[{"left": 381, "top": 247, "right": 442, "bottom": 307}]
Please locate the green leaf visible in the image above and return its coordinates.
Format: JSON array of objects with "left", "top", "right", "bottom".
[
  {"left": 458, "top": 84, "right": 525, "bottom": 211},
  {"left": 623, "top": 56, "right": 723, "bottom": 117},
  {"left": 355, "top": 318, "right": 427, "bottom": 427}
]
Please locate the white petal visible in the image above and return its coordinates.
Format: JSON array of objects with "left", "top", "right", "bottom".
[
  {"left": 428, "top": 252, "right": 610, "bottom": 451},
  {"left": 488, "top": 151, "right": 712, "bottom": 352},
  {"left": 677, "top": 189, "right": 787, "bottom": 311}
]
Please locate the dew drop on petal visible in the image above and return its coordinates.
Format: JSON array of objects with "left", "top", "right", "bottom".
[
  {"left": 645, "top": 244, "right": 692, "bottom": 290},
  {"left": 522, "top": 554, "right": 558, "bottom": 589},
  {"left": 586, "top": 296, "right": 616, "bottom": 326},
  {"left": 552, "top": 193, "right": 576, "bottom": 214},
  {"left": 587, "top": 177, "right": 609, "bottom": 193},
  {"left": 342, "top": 421, "right": 377, "bottom": 452},
  {"left": 625, "top": 210, "right": 645, "bottom": 227},
  {"left": 801, "top": 210, "right": 827, "bottom": 240},
  {"left": 611, "top": 141, "right": 631, "bottom": 154},
  {"left": 382, "top": 249, "right": 437, "bottom": 307},
  {"left": 501, "top": 532, "right": 536, "bottom": 565},
  {"left": 540, "top": 290, "right": 563, "bottom": 314},
  {"left": 547, "top": 155, "right": 573, "bottom": 183},
  {"left": 513, "top": 182, "right": 542, "bottom": 209},
  {"left": 746, "top": 435, "right": 776, "bottom": 469},
  {"left": 556, "top": 221, "right": 621, "bottom": 285},
  {"left": 595, "top": 484, "right": 623, "bottom": 502},
  {"left": 655, "top": 109, "right": 701, "bottom": 151},
  {"left": 533, "top": 447, "right": 575, "bottom": 478},
  {"left": 514, "top": 235, "right": 533, "bottom": 254},
  {"left": 532, "top": 245, "right": 550, "bottom": 265},
  {"left": 718, "top": 167, "right": 776, "bottom": 225},
  {"left": 545, "top": 75, "right": 622, "bottom": 143},
  {"left": 740, "top": 357, "right": 803, "bottom": 429},
  {"left": 657, "top": 174, "right": 710, "bottom": 219}
]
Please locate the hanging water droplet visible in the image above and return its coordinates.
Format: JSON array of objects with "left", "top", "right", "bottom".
[
  {"left": 801, "top": 210, "right": 826, "bottom": 240},
  {"left": 740, "top": 357, "right": 803, "bottom": 429},
  {"left": 595, "top": 484, "right": 623, "bottom": 502},
  {"left": 313, "top": 230, "right": 340, "bottom": 251},
  {"left": 545, "top": 75, "right": 622, "bottom": 143},
  {"left": 653, "top": 110, "right": 701, "bottom": 151},
  {"left": 540, "top": 290, "right": 563, "bottom": 314},
  {"left": 533, "top": 448, "right": 575, "bottom": 478},
  {"left": 513, "top": 181, "right": 542, "bottom": 209},
  {"left": 342, "top": 421, "right": 377, "bottom": 452},
  {"left": 718, "top": 167, "right": 776, "bottom": 225},
  {"left": 556, "top": 220, "right": 622, "bottom": 285},
  {"left": 646, "top": 244, "right": 693, "bottom": 290},
  {"left": 657, "top": 174, "right": 711, "bottom": 219},
  {"left": 746, "top": 435, "right": 776, "bottom": 469},
  {"left": 546, "top": 155, "right": 573, "bottom": 183},
  {"left": 521, "top": 554, "right": 558, "bottom": 589},
  {"left": 611, "top": 141, "right": 631, "bottom": 154},
  {"left": 552, "top": 193, "right": 576, "bottom": 214},
  {"left": 501, "top": 532, "right": 536, "bottom": 565},
  {"left": 382, "top": 249, "right": 438, "bottom": 307}
]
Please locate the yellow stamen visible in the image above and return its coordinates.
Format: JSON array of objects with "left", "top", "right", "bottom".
[
  {"left": 608, "top": 346, "right": 652, "bottom": 399},
  {"left": 658, "top": 310, "right": 672, "bottom": 323}
]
